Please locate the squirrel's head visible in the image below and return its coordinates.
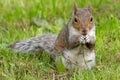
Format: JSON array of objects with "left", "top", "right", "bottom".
[{"left": 72, "top": 3, "right": 94, "bottom": 36}]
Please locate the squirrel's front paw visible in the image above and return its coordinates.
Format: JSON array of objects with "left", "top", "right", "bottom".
[
  {"left": 79, "top": 35, "right": 90, "bottom": 44},
  {"left": 79, "top": 35, "right": 86, "bottom": 44},
  {"left": 85, "top": 35, "right": 90, "bottom": 43}
]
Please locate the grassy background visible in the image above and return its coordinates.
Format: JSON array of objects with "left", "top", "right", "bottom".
[{"left": 0, "top": 0, "right": 120, "bottom": 80}]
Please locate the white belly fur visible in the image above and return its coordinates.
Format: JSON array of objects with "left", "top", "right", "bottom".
[{"left": 62, "top": 46, "right": 95, "bottom": 70}]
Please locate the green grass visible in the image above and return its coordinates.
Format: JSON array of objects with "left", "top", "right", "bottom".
[{"left": 0, "top": 0, "right": 120, "bottom": 80}]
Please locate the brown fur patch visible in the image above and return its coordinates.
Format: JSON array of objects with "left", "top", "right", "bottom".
[{"left": 55, "top": 25, "right": 69, "bottom": 52}]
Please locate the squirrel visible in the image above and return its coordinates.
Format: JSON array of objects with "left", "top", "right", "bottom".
[{"left": 8, "top": 4, "right": 96, "bottom": 70}]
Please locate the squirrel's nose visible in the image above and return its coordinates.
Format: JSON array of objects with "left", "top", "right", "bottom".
[{"left": 82, "top": 30, "right": 87, "bottom": 35}]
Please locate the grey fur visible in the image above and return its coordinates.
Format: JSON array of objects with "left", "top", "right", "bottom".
[{"left": 8, "top": 34, "right": 58, "bottom": 60}]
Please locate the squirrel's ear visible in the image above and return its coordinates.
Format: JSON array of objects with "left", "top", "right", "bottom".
[
  {"left": 74, "top": 3, "right": 78, "bottom": 14},
  {"left": 88, "top": 5, "right": 92, "bottom": 13}
]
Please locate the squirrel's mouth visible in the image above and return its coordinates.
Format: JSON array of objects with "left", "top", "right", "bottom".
[{"left": 81, "top": 31, "right": 87, "bottom": 36}]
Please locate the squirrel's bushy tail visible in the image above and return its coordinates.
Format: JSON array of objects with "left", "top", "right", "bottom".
[{"left": 7, "top": 34, "right": 57, "bottom": 56}]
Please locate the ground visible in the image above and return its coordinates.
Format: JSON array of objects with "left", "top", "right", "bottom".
[{"left": 0, "top": 0, "right": 120, "bottom": 80}]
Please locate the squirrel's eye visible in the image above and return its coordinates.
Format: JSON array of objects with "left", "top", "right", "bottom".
[
  {"left": 74, "top": 18, "right": 78, "bottom": 22},
  {"left": 90, "top": 17, "right": 93, "bottom": 22}
]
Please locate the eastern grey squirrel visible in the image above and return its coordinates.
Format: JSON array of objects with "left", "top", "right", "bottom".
[{"left": 8, "top": 4, "right": 96, "bottom": 70}]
